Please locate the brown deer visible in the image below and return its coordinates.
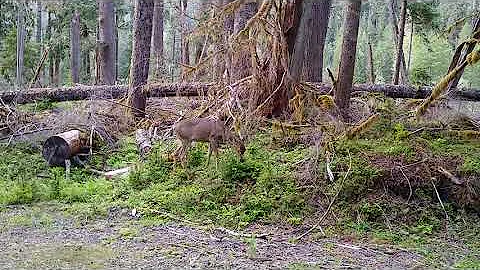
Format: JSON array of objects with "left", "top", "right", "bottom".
[{"left": 174, "top": 117, "right": 245, "bottom": 167}]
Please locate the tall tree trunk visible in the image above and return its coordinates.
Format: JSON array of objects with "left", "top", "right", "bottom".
[
  {"left": 151, "top": 0, "right": 164, "bottom": 80},
  {"left": 334, "top": 0, "right": 361, "bottom": 119},
  {"left": 304, "top": 0, "right": 331, "bottom": 82},
  {"left": 128, "top": 0, "right": 154, "bottom": 118},
  {"left": 36, "top": 1, "right": 44, "bottom": 86},
  {"left": 387, "top": 0, "right": 407, "bottom": 84},
  {"left": 231, "top": 2, "right": 258, "bottom": 81},
  {"left": 180, "top": 0, "right": 190, "bottom": 66},
  {"left": 47, "top": 11, "right": 54, "bottom": 86},
  {"left": 36, "top": 1, "right": 42, "bottom": 43},
  {"left": 16, "top": 2, "right": 26, "bottom": 88},
  {"left": 290, "top": 0, "right": 312, "bottom": 82},
  {"left": 194, "top": 0, "right": 209, "bottom": 65},
  {"left": 446, "top": 17, "right": 480, "bottom": 95},
  {"left": 392, "top": 0, "right": 406, "bottom": 85},
  {"left": 365, "top": 4, "right": 376, "bottom": 84},
  {"left": 407, "top": 18, "right": 413, "bottom": 76},
  {"left": 70, "top": 11, "right": 81, "bottom": 84},
  {"left": 223, "top": 0, "right": 235, "bottom": 81},
  {"left": 97, "top": 0, "right": 116, "bottom": 85}
]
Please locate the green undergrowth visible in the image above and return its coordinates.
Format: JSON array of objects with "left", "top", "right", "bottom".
[{"left": 0, "top": 112, "right": 479, "bottom": 259}]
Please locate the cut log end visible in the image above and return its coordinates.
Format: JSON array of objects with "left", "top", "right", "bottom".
[{"left": 42, "top": 130, "right": 87, "bottom": 166}]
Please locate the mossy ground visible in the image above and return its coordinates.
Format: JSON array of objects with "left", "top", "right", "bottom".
[{"left": 0, "top": 107, "right": 479, "bottom": 268}]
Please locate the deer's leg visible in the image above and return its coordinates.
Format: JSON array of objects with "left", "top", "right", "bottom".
[
  {"left": 207, "top": 142, "right": 212, "bottom": 166},
  {"left": 180, "top": 139, "right": 191, "bottom": 168}
]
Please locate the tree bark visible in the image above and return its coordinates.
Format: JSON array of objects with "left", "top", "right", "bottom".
[
  {"left": 231, "top": 2, "right": 258, "bottom": 81},
  {"left": 151, "top": 0, "right": 164, "bottom": 80},
  {"left": 365, "top": 4, "right": 376, "bottom": 84},
  {"left": 47, "top": 11, "right": 54, "bottom": 86},
  {"left": 222, "top": 0, "right": 235, "bottom": 81},
  {"left": 335, "top": 0, "right": 362, "bottom": 119},
  {"left": 3, "top": 83, "right": 479, "bottom": 105},
  {"left": 70, "top": 11, "right": 81, "bottom": 84},
  {"left": 128, "top": 0, "right": 154, "bottom": 118},
  {"left": 392, "top": 0, "right": 406, "bottom": 85},
  {"left": 16, "top": 2, "right": 26, "bottom": 88},
  {"left": 180, "top": 0, "right": 190, "bottom": 66},
  {"left": 290, "top": 0, "right": 312, "bottom": 82},
  {"left": 407, "top": 18, "right": 413, "bottom": 75},
  {"left": 387, "top": 0, "right": 407, "bottom": 84},
  {"left": 36, "top": 1, "right": 42, "bottom": 43},
  {"left": 97, "top": 0, "right": 116, "bottom": 85},
  {"left": 304, "top": 0, "right": 331, "bottom": 82}
]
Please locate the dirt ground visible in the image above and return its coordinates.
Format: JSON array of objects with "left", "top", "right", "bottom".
[{"left": 0, "top": 205, "right": 426, "bottom": 270}]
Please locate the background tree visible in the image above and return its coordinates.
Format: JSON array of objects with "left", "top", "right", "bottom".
[
  {"left": 128, "top": 0, "right": 154, "bottom": 118},
  {"left": 97, "top": 0, "right": 116, "bottom": 85},
  {"left": 335, "top": 0, "right": 362, "bottom": 118},
  {"left": 70, "top": 11, "right": 81, "bottom": 84},
  {"left": 151, "top": 0, "right": 164, "bottom": 81},
  {"left": 392, "top": 0, "right": 407, "bottom": 85},
  {"left": 16, "top": 2, "right": 26, "bottom": 88},
  {"left": 304, "top": 0, "right": 331, "bottom": 82}
]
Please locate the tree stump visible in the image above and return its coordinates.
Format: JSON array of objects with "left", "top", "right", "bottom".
[{"left": 42, "top": 130, "right": 87, "bottom": 166}]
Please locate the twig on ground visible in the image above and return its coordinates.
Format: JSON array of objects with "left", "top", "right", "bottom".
[
  {"left": 213, "top": 227, "right": 270, "bottom": 239},
  {"left": 296, "top": 150, "right": 352, "bottom": 241},
  {"left": 431, "top": 178, "right": 449, "bottom": 221},
  {"left": 398, "top": 167, "right": 413, "bottom": 203}
]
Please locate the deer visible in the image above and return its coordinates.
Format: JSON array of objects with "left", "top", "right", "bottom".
[{"left": 174, "top": 117, "right": 246, "bottom": 168}]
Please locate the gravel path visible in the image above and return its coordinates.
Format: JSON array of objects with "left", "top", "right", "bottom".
[{"left": 0, "top": 206, "right": 424, "bottom": 269}]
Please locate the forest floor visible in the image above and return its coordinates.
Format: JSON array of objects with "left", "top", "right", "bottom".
[
  {"left": 0, "top": 204, "right": 429, "bottom": 269},
  {"left": 1, "top": 98, "right": 480, "bottom": 269}
]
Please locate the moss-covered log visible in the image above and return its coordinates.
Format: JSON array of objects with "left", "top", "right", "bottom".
[{"left": 0, "top": 83, "right": 478, "bottom": 104}]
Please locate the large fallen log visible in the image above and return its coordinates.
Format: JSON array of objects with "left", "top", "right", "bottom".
[
  {"left": 0, "top": 83, "right": 211, "bottom": 104},
  {"left": 0, "top": 83, "right": 478, "bottom": 104}
]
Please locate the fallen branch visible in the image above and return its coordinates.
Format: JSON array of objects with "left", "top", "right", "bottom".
[{"left": 2, "top": 83, "right": 480, "bottom": 105}]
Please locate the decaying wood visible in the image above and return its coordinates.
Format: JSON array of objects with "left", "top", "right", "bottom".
[
  {"left": 1, "top": 83, "right": 479, "bottom": 105},
  {"left": 136, "top": 129, "right": 152, "bottom": 157},
  {"left": 42, "top": 130, "right": 87, "bottom": 166}
]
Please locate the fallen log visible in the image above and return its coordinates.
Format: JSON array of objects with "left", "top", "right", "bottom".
[
  {"left": 0, "top": 83, "right": 479, "bottom": 104},
  {"left": 0, "top": 83, "right": 211, "bottom": 104},
  {"left": 42, "top": 130, "right": 88, "bottom": 166}
]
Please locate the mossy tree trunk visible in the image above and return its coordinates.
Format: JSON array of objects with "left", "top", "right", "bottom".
[
  {"left": 151, "top": 0, "right": 164, "bottom": 81},
  {"left": 392, "top": 0, "right": 407, "bottom": 85}
]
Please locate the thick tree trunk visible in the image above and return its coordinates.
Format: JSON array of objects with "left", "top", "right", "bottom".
[
  {"left": 392, "top": 0, "right": 406, "bottom": 85},
  {"left": 180, "top": 0, "right": 190, "bottom": 66},
  {"left": 290, "top": 0, "right": 312, "bottom": 82},
  {"left": 304, "top": 0, "right": 331, "bottom": 82},
  {"left": 16, "top": 2, "right": 25, "bottom": 88},
  {"left": 128, "top": 0, "right": 154, "bottom": 118},
  {"left": 231, "top": 2, "right": 258, "bottom": 81},
  {"left": 446, "top": 17, "right": 480, "bottom": 95},
  {"left": 3, "top": 83, "right": 479, "bottom": 105},
  {"left": 97, "top": 0, "right": 116, "bottom": 85},
  {"left": 335, "top": 0, "right": 361, "bottom": 118},
  {"left": 70, "top": 11, "right": 81, "bottom": 84},
  {"left": 151, "top": 0, "right": 164, "bottom": 80}
]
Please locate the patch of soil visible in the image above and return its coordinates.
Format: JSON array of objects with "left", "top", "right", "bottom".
[{"left": 0, "top": 205, "right": 424, "bottom": 269}]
